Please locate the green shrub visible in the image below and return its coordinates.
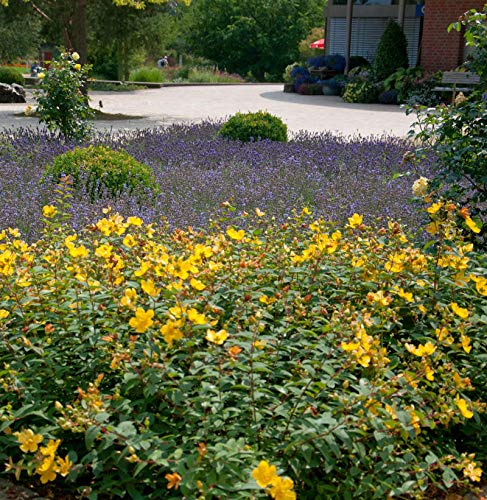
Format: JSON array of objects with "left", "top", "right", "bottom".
[
  {"left": 342, "top": 81, "right": 378, "bottom": 103},
  {"left": 129, "top": 67, "right": 165, "bottom": 83},
  {"left": 348, "top": 56, "right": 371, "bottom": 72},
  {"left": 35, "top": 51, "right": 93, "bottom": 140},
  {"left": 383, "top": 66, "right": 423, "bottom": 102},
  {"left": 219, "top": 111, "right": 288, "bottom": 142},
  {"left": 44, "top": 145, "right": 159, "bottom": 202},
  {"left": 408, "top": 7, "right": 487, "bottom": 249},
  {"left": 374, "top": 19, "right": 409, "bottom": 81},
  {"left": 0, "top": 66, "right": 24, "bottom": 86},
  {"left": 0, "top": 199, "right": 485, "bottom": 498}
]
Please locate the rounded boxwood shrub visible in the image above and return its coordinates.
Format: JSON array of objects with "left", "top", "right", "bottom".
[
  {"left": 218, "top": 111, "right": 287, "bottom": 143},
  {"left": 374, "top": 20, "right": 409, "bottom": 81},
  {"left": 44, "top": 145, "right": 159, "bottom": 202},
  {"left": 0, "top": 66, "right": 24, "bottom": 86}
]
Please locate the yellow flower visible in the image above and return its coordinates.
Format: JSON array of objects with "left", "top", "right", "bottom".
[
  {"left": 72, "top": 52, "right": 80, "bottom": 61},
  {"left": 253, "top": 339, "right": 266, "bottom": 350},
  {"left": 456, "top": 397, "right": 474, "bottom": 419},
  {"left": 38, "top": 72, "right": 45, "bottom": 79},
  {"left": 73, "top": 63, "right": 81, "bottom": 71},
  {"left": 427, "top": 202, "right": 443, "bottom": 215},
  {"left": 425, "top": 221, "right": 438, "bottom": 235},
  {"left": 252, "top": 460, "right": 278, "bottom": 488},
  {"left": 267, "top": 476, "right": 296, "bottom": 500},
  {"left": 226, "top": 227, "right": 245, "bottom": 241},
  {"left": 341, "top": 341, "right": 360, "bottom": 351},
  {"left": 259, "top": 295, "right": 276, "bottom": 305},
  {"left": 464, "top": 461, "right": 482, "bottom": 482},
  {"left": 465, "top": 216, "right": 481, "bottom": 234},
  {"left": 95, "top": 243, "right": 113, "bottom": 259},
  {"left": 451, "top": 302, "right": 469, "bottom": 319},
  {"left": 395, "top": 287, "right": 414, "bottom": 303},
  {"left": 255, "top": 208, "right": 265, "bottom": 217},
  {"left": 160, "top": 320, "right": 184, "bottom": 347},
  {"left": 42, "top": 205, "right": 57, "bottom": 218},
  {"left": 141, "top": 279, "right": 161, "bottom": 297},
  {"left": 187, "top": 308, "right": 207, "bottom": 325},
  {"left": 348, "top": 213, "right": 363, "bottom": 228},
  {"left": 405, "top": 342, "right": 436, "bottom": 357},
  {"left": 69, "top": 244, "right": 89, "bottom": 259},
  {"left": 0, "top": 309, "right": 9, "bottom": 319},
  {"left": 14, "top": 428, "right": 43, "bottom": 453},
  {"left": 129, "top": 307, "right": 155, "bottom": 333},
  {"left": 205, "top": 329, "right": 228, "bottom": 345},
  {"left": 461, "top": 334, "right": 472, "bottom": 354},
  {"left": 127, "top": 216, "right": 143, "bottom": 226},
  {"left": 165, "top": 471, "right": 182, "bottom": 490},
  {"left": 123, "top": 234, "right": 137, "bottom": 248},
  {"left": 36, "top": 457, "right": 57, "bottom": 484},
  {"left": 120, "top": 288, "right": 137, "bottom": 308},
  {"left": 412, "top": 176, "right": 429, "bottom": 196},
  {"left": 471, "top": 275, "right": 487, "bottom": 296},
  {"left": 302, "top": 207, "right": 311, "bottom": 215},
  {"left": 40, "top": 439, "right": 61, "bottom": 458},
  {"left": 56, "top": 455, "right": 73, "bottom": 477},
  {"left": 425, "top": 365, "right": 435, "bottom": 381},
  {"left": 190, "top": 277, "right": 206, "bottom": 291}
]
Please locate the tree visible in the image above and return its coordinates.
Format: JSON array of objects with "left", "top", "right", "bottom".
[
  {"left": 185, "top": 0, "right": 326, "bottom": 80},
  {"left": 0, "top": 0, "right": 189, "bottom": 65},
  {"left": 373, "top": 19, "right": 408, "bottom": 81},
  {"left": 0, "top": 1, "right": 41, "bottom": 61},
  {"left": 89, "top": 0, "right": 180, "bottom": 80}
]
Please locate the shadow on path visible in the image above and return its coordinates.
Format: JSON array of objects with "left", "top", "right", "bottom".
[{"left": 259, "top": 91, "right": 406, "bottom": 114}]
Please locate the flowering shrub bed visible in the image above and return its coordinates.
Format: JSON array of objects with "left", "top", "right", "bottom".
[
  {"left": 0, "top": 188, "right": 485, "bottom": 498},
  {"left": 0, "top": 123, "right": 434, "bottom": 242}
]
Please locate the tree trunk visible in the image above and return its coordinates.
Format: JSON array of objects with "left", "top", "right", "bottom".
[{"left": 71, "top": 0, "right": 87, "bottom": 64}]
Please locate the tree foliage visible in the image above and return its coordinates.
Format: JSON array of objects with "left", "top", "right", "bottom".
[
  {"left": 185, "top": 0, "right": 326, "bottom": 80},
  {"left": 373, "top": 19, "right": 408, "bottom": 81},
  {"left": 0, "top": 1, "right": 40, "bottom": 61}
]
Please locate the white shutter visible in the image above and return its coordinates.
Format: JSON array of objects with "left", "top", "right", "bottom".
[{"left": 328, "top": 16, "right": 420, "bottom": 66}]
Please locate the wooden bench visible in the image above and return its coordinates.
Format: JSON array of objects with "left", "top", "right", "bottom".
[
  {"left": 433, "top": 71, "right": 480, "bottom": 103},
  {"left": 309, "top": 67, "right": 338, "bottom": 80}
]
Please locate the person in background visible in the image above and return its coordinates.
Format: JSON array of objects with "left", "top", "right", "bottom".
[{"left": 30, "top": 61, "right": 40, "bottom": 77}]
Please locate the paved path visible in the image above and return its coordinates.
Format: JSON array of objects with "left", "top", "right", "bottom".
[{"left": 0, "top": 84, "right": 415, "bottom": 137}]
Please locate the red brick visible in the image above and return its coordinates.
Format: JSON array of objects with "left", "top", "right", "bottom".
[{"left": 420, "top": 0, "right": 485, "bottom": 72}]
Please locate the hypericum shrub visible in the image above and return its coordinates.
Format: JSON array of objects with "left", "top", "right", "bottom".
[
  {"left": 35, "top": 51, "right": 93, "bottom": 140},
  {"left": 218, "top": 111, "right": 288, "bottom": 142},
  {"left": 44, "top": 145, "right": 159, "bottom": 202},
  {"left": 374, "top": 19, "right": 409, "bottom": 80},
  {"left": 0, "top": 192, "right": 485, "bottom": 499},
  {"left": 0, "top": 66, "right": 24, "bottom": 86}
]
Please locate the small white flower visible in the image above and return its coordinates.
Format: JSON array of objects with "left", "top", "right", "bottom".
[{"left": 72, "top": 52, "right": 80, "bottom": 61}]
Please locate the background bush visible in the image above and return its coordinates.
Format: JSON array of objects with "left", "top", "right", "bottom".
[
  {"left": 128, "top": 66, "right": 165, "bottom": 83},
  {"left": 218, "top": 111, "right": 288, "bottom": 143},
  {"left": 44, "top": 145, "right": 159, "bottom": 202},
  {"left": 0, "top": 66, "right": 24, "bottom": 86},
  {"left": 373, "top": 19, "right": 409, "bottom": 80},
  {"left": 342, "top": 81, "right": 378, "bottom": 103}
]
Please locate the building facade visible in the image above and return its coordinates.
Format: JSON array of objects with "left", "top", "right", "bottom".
[{"left": 324, "top": 0, "right": 485, "bottom": 72}]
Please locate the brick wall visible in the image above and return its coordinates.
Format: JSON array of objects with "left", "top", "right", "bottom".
[{"left": 420, "top": 0, "right": 485, "bottom": 72}]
